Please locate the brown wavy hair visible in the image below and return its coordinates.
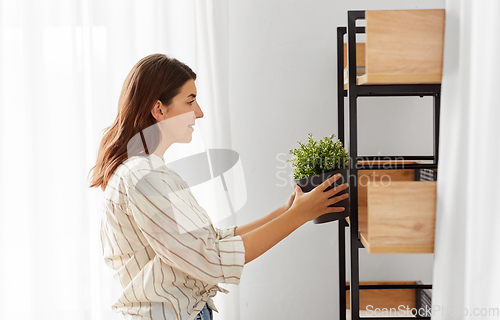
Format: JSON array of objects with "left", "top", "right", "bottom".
[{"left": 89, "top": 54, "right": 196, "bottom": 190}]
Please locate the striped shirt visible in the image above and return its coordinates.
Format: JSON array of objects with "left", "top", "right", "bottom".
[{"left": 101, "top": 154, "right": 245, "bottom": 320}]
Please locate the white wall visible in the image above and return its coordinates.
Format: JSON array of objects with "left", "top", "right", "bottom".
[{"left": 225, "top": 1, "right": 444, "bottom": 319}]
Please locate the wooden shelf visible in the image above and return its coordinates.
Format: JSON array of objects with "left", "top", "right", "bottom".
[
  {"left": 366, "top": 181, "right": 436, "bottom": 253},
  {"left": 343, "top": 9, "right": 445, "bottom": 87},
  {"left": 343, "top": 43, "right": 365, "bottom": 89},
  {"left": 346, "top": 162, "right": 437, "bottom": 253},
  {"left": 346, "top": 281, "right": 416, "bottom": 310}
]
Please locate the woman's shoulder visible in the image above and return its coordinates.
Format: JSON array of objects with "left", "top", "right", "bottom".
[
  {"left": 104, "top": 155, "right": 164, "bottom": 200},
  {"left": 113, "top": 154, "right": 185, "bottom": 190}
]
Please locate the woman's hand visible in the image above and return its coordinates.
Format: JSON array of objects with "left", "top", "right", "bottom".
[
  {"left": 289, "top": 173, "right": 349, "bottom": 224},
  {"left": 282, "top": 187, "right": 297, "bottom": 212}
]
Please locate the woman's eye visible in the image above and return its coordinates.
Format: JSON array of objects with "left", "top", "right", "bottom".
[{"left": 188, "top": 100, "right": 195, "bottom": 105}]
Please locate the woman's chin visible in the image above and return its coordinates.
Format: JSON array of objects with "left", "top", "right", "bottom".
[{"left": 181, "top": 135, "right": 193, "bottom": 144}]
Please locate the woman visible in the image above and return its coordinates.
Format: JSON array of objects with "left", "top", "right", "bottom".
[{"left": 89, "top": 54, "right": 348, "bottom": 320}]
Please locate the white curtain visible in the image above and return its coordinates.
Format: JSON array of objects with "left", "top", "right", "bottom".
[
  {"left": 0, "top": 1, "right": 237, "bottom": 319},
  {"left": 432, "top": 1, "right": 500, "bottom": 319}
]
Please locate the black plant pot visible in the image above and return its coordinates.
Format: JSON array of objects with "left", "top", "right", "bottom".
[{"left": 293, "top": 168, "right": 349, "bottom": 224}]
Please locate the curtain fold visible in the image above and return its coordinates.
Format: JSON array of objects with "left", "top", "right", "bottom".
[
  {"left": 0, "top": 1, "right": 236, "bottom": 319},
  {"left": 433, "top": 1, "right": 500, "bottom": 319}
]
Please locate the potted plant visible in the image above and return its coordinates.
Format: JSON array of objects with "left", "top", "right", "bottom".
[{"left": 287, "top": 133, "right": 349, "bottom": 224}]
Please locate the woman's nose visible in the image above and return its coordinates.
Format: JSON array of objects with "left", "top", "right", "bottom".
[{"left": 196, "top": 103, "right": 204, "bottom": 119}]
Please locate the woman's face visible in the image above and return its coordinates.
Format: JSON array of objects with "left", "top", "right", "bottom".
[{"left": 157, "top": 79, "right": 204, "bottom": 144}]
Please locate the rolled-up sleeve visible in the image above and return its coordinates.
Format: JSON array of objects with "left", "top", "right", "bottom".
[
  {"left": 214, "top": 226, "right": 237, "bottom": 240},
  {"left": 123, "top": 164, "right": 245, "bottom": 286},
  {"left": 218, "top": 235, "right": 246, "bottom": 284}
]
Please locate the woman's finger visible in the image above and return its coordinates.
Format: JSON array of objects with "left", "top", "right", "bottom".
[
  {"left": 325, "top": 206, "right": 346, "bottom": 213},
  {"left": 320, "top": 173, "right": 342, "bottom": 191},
  {"left": 326, "top": 182, "right": 349, "bottom": 196},
  {"left": 328, "top": 192, "right": 349, "bottom": 205},
  {"left": 295, "top": 184, "right": 303, "bottom": 194}
]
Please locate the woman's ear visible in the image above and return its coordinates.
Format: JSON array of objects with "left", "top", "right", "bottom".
[{"left": 151, "top": 100, "right": 165, "bottom": 122}]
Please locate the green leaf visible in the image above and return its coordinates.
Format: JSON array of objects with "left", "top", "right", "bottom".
[{"left": 288, "top": 133, "right": 349, "bottom": 179}]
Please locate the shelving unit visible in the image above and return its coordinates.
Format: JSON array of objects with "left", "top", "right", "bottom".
[{"left": 336, "top": 9, "right": 444, "bottom": 320}]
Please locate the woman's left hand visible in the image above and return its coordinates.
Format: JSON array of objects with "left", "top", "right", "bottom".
[{"left": 282, "top": 185, "right": 298, "bottom": 212}]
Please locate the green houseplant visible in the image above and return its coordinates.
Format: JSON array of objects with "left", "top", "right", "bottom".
[{"left": 287, "top": 133, "right": 350, "bottom": 224}]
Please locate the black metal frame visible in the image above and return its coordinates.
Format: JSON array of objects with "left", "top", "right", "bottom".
[{"left": 337, "top": 10, "right": 440, "bottom": 320}]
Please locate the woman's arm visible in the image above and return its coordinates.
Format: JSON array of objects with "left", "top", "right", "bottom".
[
  {"left": 234, "top": 188, "right": 296, "bottom": 237},
  {"left": 240, "top": 206, "right": 302, "bottom": 264},
  {"left": 234, "top": 205, "right": 285, "bottom": 237},
  {"left": 240, "top": 174, "right": 349, "bottom": 264}
]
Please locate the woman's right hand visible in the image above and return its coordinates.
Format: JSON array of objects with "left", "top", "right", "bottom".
[{"left": 290, "top": 173, "right": 349, "bottom": 223}]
